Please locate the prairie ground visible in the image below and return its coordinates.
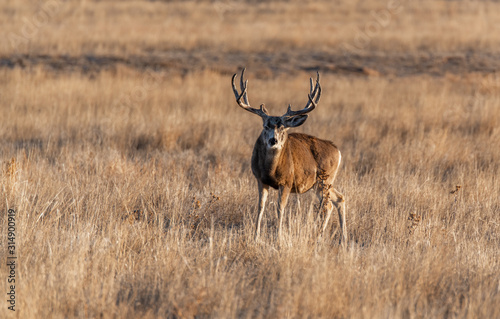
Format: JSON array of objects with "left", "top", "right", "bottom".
[{"left": 1, "top": 1, "right": 500, "bottom": 318}]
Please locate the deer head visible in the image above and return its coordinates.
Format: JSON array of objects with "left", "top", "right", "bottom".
[{"left": 231, "top": 68, "right": 321, "bottom": 150}]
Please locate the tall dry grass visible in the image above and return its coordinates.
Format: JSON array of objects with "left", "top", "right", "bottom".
[
  {"left": 1, "top": 0, "right": 500, "bottom": 318},
  {"left": 2, "top": 0, "right": 500, "bottom": 57},
  {"left": 1, "top": 66, "right": 499, "bottom": 318}
]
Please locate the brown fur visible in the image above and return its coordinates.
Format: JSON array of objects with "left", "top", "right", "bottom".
[
  {"left": 252, "top": 133, "right": 340, "bottom": 192},
  {"left": 251, "top": 129, "right": 346, "bottom": 244}
]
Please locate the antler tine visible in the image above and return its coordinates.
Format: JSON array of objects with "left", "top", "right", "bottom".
[
  {"left": 231, "top": 73, "right": 243, "bottom": 102},
  {"left": 240, "top": 69, "right": 250, "bottom": 106},
  {"left": 310, "top": 77, "right": 314, "bottom": 97},
  {"left": 232, "top": 68, "right": 268, "bottom": 117},
  {"left": 308, "top": 72, "right": 321, "bottom": 105},
  {"left": 284, "top": 71, "right": 321, "bottom": 117}
]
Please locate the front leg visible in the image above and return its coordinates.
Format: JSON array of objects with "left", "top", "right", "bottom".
[
  {"left": 277, "top": 185, "right": 291, "bottom": 239},
  {"left": 255, "top": 180, "right": 269, "bottom": 240}
]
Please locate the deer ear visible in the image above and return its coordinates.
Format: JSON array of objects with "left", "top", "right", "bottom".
[{"left": 284, "top": 115, "right": 308, "bottom": 128}]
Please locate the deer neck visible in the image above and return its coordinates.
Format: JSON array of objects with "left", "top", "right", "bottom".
[{"left": 263, "top": 139, "right": 289, "bottom": 176}]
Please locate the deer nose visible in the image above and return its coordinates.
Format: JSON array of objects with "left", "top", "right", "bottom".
[{"left": 269, "top": 138, "right": 278, "bottom": 146}]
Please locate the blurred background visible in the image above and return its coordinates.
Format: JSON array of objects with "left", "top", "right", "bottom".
[{"left": 2, "top": 0, "right": 500, "bottom": 76}]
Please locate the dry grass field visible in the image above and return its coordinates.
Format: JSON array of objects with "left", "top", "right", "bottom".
[{"left": 1, "top": 0, "right": 500, "bottom": 318}]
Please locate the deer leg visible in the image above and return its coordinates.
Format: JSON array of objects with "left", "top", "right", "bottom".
[
  {"left": 277, "top": 186, "right": 291, "bottom": 239},
  {"left": 255, "top": 181, "right": 269, "bottom": 240},
  {"left": 331, "top": 188, "right": 347, "bottom": 245},
  {"left": 317, "top": 186, "right": 334, "bottom": 241}
]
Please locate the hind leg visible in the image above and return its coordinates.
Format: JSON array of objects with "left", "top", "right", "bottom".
[
  {"left": 331, "top": 188, "right": 346, "bottom": 245},
  {"left": 318, "top": 200, "right": 334, "bottom": 240},
  {"left": 316, "top": 186, "right": 346, "bottom": 245},
  {"left": 316, "top": 184, "right": 334, "bottom": 241}
]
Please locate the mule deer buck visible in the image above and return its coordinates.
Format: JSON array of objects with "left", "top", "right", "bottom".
[{"left": 232, "top": 69, "right": 346, "bottom": 244}]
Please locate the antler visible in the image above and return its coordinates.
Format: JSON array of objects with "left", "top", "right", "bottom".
[
  {"left": 283, "top": 72, "right": 321, "bottom": 117},
  {"left": 232, "top": 68, "right": 269, "bottom": 117}
]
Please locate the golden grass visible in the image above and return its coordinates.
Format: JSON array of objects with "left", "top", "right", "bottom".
[
  {"left": 1, "top": 0, "right": 500, "bottom": 318},
  {"left": 2, "top": 0, "right": 500, "bottom": 56},
  {"left": 1, "top": 66, "right": 499, "bottom": 318}
]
